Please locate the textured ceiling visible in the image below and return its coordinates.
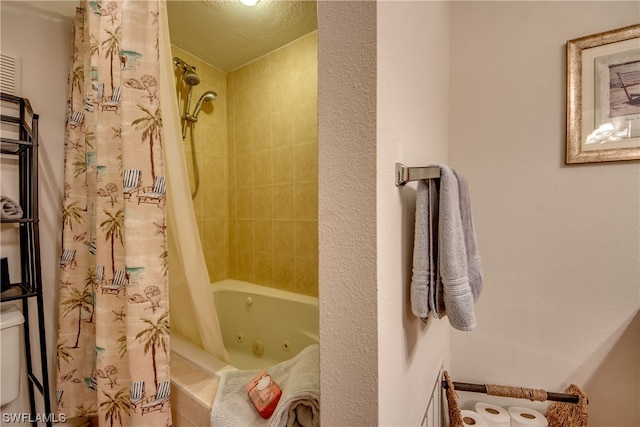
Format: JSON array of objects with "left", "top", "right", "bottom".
[
  {"left": 167, "top": 0, "right": 318, "bottom": 72},
  {"left": 22, "top": 0, "right": 318, "bottom": 73}
]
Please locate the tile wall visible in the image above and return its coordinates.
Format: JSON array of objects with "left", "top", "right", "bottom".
[
  {"left": 227, "top": 32, "right": 318, "bottom": 296},
  {"left": 172, "top": 31, "right": 318, "bottom": 296}
]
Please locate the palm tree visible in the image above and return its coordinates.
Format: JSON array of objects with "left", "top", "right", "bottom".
[
  {"left": 99, "top": 208, "right": 124, "bottom": 277},
  {"left": 70, "top": 64, "right": 84, "bottom": 109},
  {"left": 85, "top": 129, "right": 96, "bottom": 150},
  {"left": 100, "top": 26, "right": 121, "bottom": 93},
  {"left": 74, "top": 403, "right": 96, "bottom": 419},
  {"left": 117, "top": 330, "right": 127, "bottom": 358},
  {"left": 84, "top": 267, "right": 97, "bottom": 323},
  {"left": 135, "top": 311, "right": 169, "bottom": 390},
  {"left": 72, "top": 153, "right": 86, "bottom": 178},
  {"left": 100, "top": 388, "right": 130, "bottom": 427},
  {"left": 57, "top": 341, "right": 74, "bottom": 372},
  {"left": 62, "top": 201, "right": 85, "bottom": 232},
  {"left": 131, "top": 105, "right": 162, "bottom": 181},
  {"left": 60, "top": 288, "right": 93, "bottom": 348},
  {"left": 89, "top": 33, "right": 100, "bottom": 59}
]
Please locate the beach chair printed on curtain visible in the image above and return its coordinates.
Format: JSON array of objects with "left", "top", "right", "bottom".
[
  {"left": 130, "top": 381, "right": 145, "bottom": 410},
  {"left": 93, "top": 82, "right": 105, "bottom": 106},
  {"left": 123, "top": 169, "right": 142, "bottom": 200},
  {"left": 101, "top": 86, "right": 121, "bottom": 112},
  {"left": 101, "top": 269, "right": 128, "bottom": 295},
  {"left": 140, "top": 380, "right": 170, "bottom": 415},
  {"left": 60, "top": 249, "right": 77, "bottom": 269},
  {"left": 137, "top": 176, "right": 166, "bottom": 206},
  {"left": 95, "top": 264, "right": 105, "bottom": 288},
  {"left": 68, "top": 111, "right": 84, "bottom": 129}
]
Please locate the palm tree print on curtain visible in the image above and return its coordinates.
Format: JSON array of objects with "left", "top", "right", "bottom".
[{"left": 56, "top": 2, "right": 171, "bottom": 426}]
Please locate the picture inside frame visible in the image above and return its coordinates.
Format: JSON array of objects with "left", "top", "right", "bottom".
[{"left": 583, "top": 37, "right": 640, "bottom": 151}]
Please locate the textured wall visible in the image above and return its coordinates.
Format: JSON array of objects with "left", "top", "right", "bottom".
[
  {"left": 377, "top": 2, "right": 451, "bottom": 425},
  {"left": 227, "top": 32, "right": 318, "bottom": 296},
  {"left": 318, "top": 2, "right": 379, "bottom": 425},
  {"left": 449, "top": 2, "right": 640, "bottom": 425}
]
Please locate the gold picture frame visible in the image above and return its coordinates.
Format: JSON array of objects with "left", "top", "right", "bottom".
[{"left": 566, "top": 24, "right": 640, "bottom": 164}]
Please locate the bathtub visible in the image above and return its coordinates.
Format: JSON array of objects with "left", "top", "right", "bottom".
[{"left": 171, "top": 279, "right": 319, "bottom": 371}]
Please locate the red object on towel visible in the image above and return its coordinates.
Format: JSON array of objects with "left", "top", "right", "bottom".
[{"left": 246, "top": 371, "right": 282, "bottom": 419}]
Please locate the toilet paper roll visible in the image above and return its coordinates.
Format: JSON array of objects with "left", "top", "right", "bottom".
[
  {"left": 508, "top": 406, "right": 549, "bottom": 427},
  {"left": 460, "top": 410, "right": 488, "bottom": 427},
  {"left": 474, "top": 402, "right": 510, "bottom": 426}
]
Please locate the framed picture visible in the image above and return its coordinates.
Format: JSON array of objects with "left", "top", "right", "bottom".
[{"left": 566, "top": 24, "right": 640, "bottom": 164}]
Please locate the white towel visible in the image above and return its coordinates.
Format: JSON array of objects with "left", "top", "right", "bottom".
[
  {"left": 212, "top": 344, "right": 319, "bottom": 427},
  {"left": 0, "top": 196, "right": 23, "bottom": 220}
]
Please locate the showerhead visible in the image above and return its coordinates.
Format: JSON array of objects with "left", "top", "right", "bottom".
[
  {"left": 174, "top": 57, "right": 199, "bottom": 84},
  {"left": 193, "top": 91, "right": 217, "bottom": 118},
  {"left": 184, "top": 71, "right": 200, "bottom": 86}
]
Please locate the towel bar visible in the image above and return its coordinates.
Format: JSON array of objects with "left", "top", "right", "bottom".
[{"left": 395, "top": 163, "right": 440, "bottom": 186}]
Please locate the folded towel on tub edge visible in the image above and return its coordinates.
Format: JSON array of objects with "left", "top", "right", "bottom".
[{"left": 211, "top": 344, "right": 319, "bottom": 427}]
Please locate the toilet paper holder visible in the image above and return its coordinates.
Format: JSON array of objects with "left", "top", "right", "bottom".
[
  {"left": 443, "top": 371, "right": 589, "bottom": 427},
  {"left": 441, "top": 379, "right": 582, "bottom": 403}
]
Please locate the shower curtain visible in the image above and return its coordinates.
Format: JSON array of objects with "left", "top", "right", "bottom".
[
  {"left": 158, "top": 1, "right": 229, "bottom": 364},
  {"left": 57, "top": 2, "right": 171, "bottom": 425},
  {"left": 57, "top": 2, "right": 228, "bottom": 422}
]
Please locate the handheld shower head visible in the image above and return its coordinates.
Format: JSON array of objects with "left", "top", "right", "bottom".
[{"left": 193, "top": 91, "right": 217, "bottom": 118}]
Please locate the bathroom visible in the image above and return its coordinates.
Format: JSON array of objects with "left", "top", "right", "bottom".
[{"left": 1, "top": 1, "right": 638, "bottom": 426}]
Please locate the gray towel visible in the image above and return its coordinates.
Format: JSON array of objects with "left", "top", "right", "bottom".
[
  {"left": 438, "top": 166, "right": 477, "bottom": 331},
  {"left": 0, "top": 196, "right": 23, "bottom": 220},
  {"left": 212, "top": 344, "right": 319, "bottom": 427},
  {"left": 410, "top": 179, "right": 440, "bottom": 320},
  {"left": 453, "top": 170, "right": 483, "bottom": 302}
]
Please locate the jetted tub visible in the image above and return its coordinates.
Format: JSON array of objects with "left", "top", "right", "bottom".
[{"left": 171, "top": 279, "right": 319, "bottom": 371}]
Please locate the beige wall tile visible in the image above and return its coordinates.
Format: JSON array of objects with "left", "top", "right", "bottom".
[
  {"left": 271, "top": 110, "right": 295, "bottom": 148},
  {"left": 273, "top": 220, "right": 295, "bottom": 256},
  {"left": 272, "top": 147, "right": 294, "bottom": 184},
  {"left": 208, "top": 33, "right": 317, "bottom": 294},
  {"left": 236, "top": 219, "right": 254, "bottom": 252},
  {"left": 252, "top": 115, "right": 272, "bottom": 151},
  {"left": 236, "top": 187, "right": 253, "bottom": 219},
  {"left": 295, "top": 220, "right": 318, "bottom": 259},
  {"left": 255, "top": 253, "right": 274, "bottom": 285},
  {"left": 295, "top": 257, "right": 318, "bottom": 297},
  {"left": 254, "top": 219, "right": 273, "bottom": 253},
  {"left": 253, "top": 186, "right": 273, "bottom": 219},
  {"left": 294, "top": 182, "right": 318, "bottom": 220},
  {"left": 272, "top": 184, "right": 294, "bottom": 220},
  {"left": 253, "top": 150, "right": 273, "bottom": 185},
  {"left": 273, "top": 255, "right": 295, "bottom": 292},
  {"left": 294, "top": 142, "right": 318, "bottom": 182}
]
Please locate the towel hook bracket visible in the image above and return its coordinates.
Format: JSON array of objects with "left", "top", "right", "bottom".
[{"left": 395, "top": 162, "right": 440, "bottom": 186}]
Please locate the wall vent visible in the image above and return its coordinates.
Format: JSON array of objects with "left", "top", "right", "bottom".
[{"left": 1, "top": 54, "right": 21, "bottom": 95}]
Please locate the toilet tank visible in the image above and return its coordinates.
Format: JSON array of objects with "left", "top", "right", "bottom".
[{"left": 1, "top": 304, "right": 24, "bottom": 406}]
